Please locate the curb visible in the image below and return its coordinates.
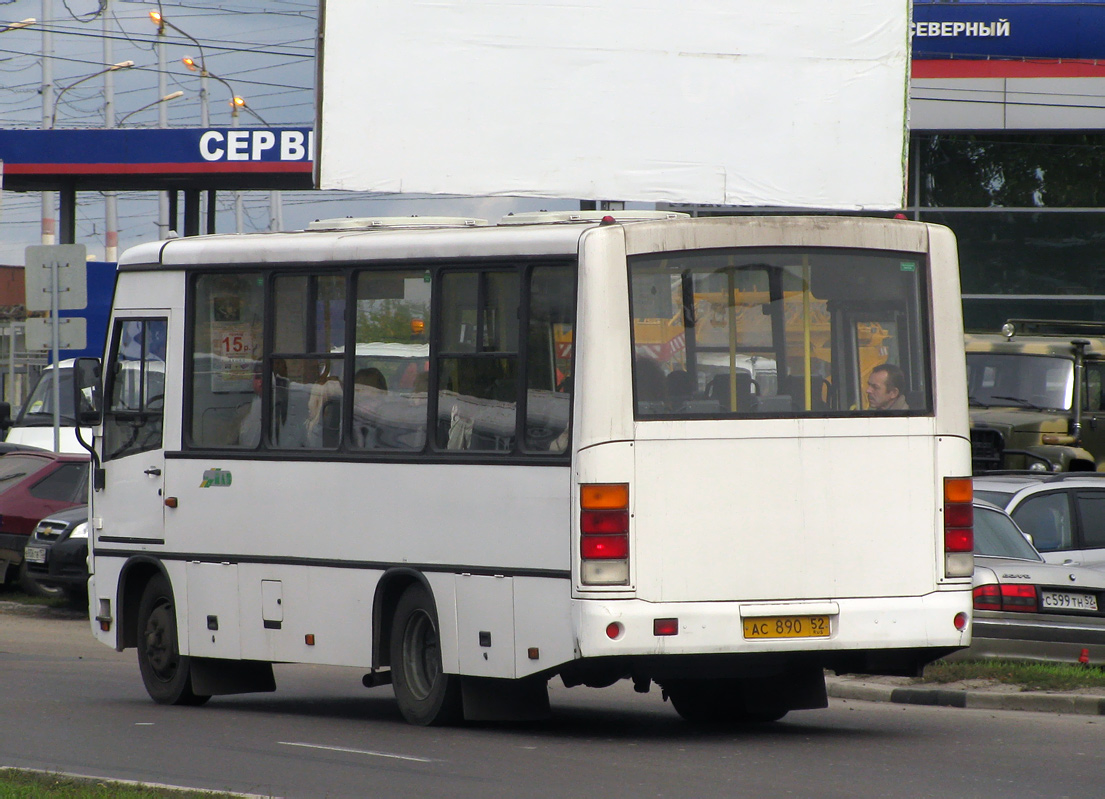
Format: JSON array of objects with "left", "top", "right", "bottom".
[{"left": 827, "top": 678, "right": 1105, "bottom": 716}]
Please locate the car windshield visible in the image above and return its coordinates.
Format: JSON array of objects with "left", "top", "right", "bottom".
[
  {"left": 966, "top": 352, "right": 1072, "bottom": 411},
  {"left": 974, "top": 506, "right": 1042, "bottom": 560}
]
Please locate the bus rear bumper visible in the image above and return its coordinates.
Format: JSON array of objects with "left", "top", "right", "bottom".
[{"left": 571, "top": 591, "right": 971, "bottom": 675}]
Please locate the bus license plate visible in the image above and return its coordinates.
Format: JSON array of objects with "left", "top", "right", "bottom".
[
  {"left": 24, "top": 546, "right": 47, "bottom": 565},
  {"left": 1041, "top": 591, "right": 1099, "bottom": 612},
  {"left": 743, "top": 615, "right": 830, "bottom": 639}
]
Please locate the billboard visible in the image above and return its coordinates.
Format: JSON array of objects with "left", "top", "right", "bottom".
[
  {"left": 913, "top": 1, "right": 1105, "bottom": 61},
  {"left": 318, "top": 1, "right": 911, "bottom": 210}
]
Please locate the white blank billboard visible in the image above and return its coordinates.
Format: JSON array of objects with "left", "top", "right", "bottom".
[{"left": 318, "top": 1, "right": 910, "bottom": 210}]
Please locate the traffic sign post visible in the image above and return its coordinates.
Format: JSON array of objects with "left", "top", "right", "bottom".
[{"left": 25, "top": 244, "right": 88, "bottom": 451}]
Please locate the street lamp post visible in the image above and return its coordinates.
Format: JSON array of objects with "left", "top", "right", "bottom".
[
  {"left": 50, "top": 60, "right": 134, "bottom": 128},
  {"left": 0, "top": 17, "right": 35, "bottom": 32},
  {"left": 117, "top": 91, "right": 184, "bottom": 126},
  {"left": 151, "top": 11, "right": 209, "bottom": 127}
]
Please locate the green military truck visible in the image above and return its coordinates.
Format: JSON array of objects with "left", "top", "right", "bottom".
[{"left": 966, "top": 320, "right": 1105, "bottom": 473}]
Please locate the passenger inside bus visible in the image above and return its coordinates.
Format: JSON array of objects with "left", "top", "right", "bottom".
[{"left": 866, "top": 363, "right": 909, "bottom": 411}]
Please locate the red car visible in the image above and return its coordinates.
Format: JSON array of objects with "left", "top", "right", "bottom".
[{"left": 0, "top": 449, "right": 89, "bottom": 595}]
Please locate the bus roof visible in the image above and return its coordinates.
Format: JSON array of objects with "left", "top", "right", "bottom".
[{"left": 117, "top": 214, "right": 937, "bottom": 271}]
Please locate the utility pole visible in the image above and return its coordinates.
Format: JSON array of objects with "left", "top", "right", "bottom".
[
  {"left": 156, "top": 13, "right": 169, "bottom": 239},
  {"left": 103, "top": 0, "right": 118, "bottom": 260},
  {"left": 40, "top": 0, "right": 54, "bottom": 245}
]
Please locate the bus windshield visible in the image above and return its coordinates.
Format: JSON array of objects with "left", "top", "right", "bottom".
[{"left": 628, "top": 247, "right": 930, "bottom": 417}]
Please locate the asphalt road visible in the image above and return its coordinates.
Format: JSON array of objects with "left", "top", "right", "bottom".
[{"left": 2, "top": 605, "right": 1102, "bottom": 799}]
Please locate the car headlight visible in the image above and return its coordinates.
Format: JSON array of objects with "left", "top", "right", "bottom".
[{"left": 69, "top": 522, "right": 89, "bottom": 539}]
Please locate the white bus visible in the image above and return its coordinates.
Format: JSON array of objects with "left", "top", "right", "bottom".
[{"left": 77, "top": 212, "right": 974, "bottom": 725}]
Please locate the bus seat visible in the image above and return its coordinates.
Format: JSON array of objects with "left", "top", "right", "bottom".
[
  {"left": 705, "top": 373, "right": 757, "bottom": 412},
  {"left": 665, "top": 369, "right": 695, "bottom": 409},
  {"left": 780, "top": 375, "right": 829, "bottom": 411},
  {"left": 321, "top": 398, "right": 342, "bottom": 447}
]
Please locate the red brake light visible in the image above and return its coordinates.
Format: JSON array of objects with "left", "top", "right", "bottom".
[
  {"left": 973, "top": 584, "right": 1001, "bottom": 611},
  {"left": 944, "top": 503, "right": 973, "bottom": 529},
  {"left": 944, "top": 476, "right": 974, "bottom": 558},
  {"left": 973, "top": 583, "right": 1037, "bottom": 612},
  {"left": 945, "top": 527, "right": 973, "bottom": 553},
  {"left": 581, "top": 509, "right": 628, "bottom": 535},
  {"left": 581, "top": 534, "right": 629, "bottom": 559},
  {"left": 1000, "top": 584, "right": 1038, "bottom": 612}
]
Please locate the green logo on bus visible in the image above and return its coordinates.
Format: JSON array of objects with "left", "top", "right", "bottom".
[{"left": 200, "top": 468, "right": 233, "bottom": 488}]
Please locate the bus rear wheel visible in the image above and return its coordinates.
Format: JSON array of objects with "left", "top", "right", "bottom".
[
  {"left": 137, "top": 574, "right": 210, "bottom": 706},
  {"left": 664, "top": 678, "right": 788, "bottom": 724},
  {"left": 389, "top": 584, "right": 462, "bottom": 726}
]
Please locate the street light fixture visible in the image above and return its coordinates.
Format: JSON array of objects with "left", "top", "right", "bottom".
[
  {"left": 233, "top": 95, "right": 272, "bottom": 128},
  {"left": 117, "top": 91, "right": 185, "bottom": 126},
  {"left": 151, "top": 10, "right": 211, "bottom": 127},
  {"left": 51, "top": 60, "right": 135, "bottom": 128},
  {"left": 1, "top": 17, "right": 35, "bottom": 32}
]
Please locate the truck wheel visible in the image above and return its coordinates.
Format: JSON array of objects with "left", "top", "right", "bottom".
[
  {"left": 390, "top": 584, "right": 462, "bottom": 726},
  {"left": 136, "top": 574, "right": 210, "bottom": 706}
]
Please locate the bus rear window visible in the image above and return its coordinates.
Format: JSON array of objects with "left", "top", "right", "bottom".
[{"left": 628, "top": 247, "right": 931, "bottom": 418}]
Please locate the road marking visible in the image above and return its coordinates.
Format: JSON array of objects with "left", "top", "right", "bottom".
[{"left": 277, "top": 741, "right": 437, "bottom": 763}]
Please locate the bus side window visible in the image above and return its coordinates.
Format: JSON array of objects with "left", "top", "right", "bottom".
[
  {"left": 189, "top": 273, "right": 264, "bottom": 448},
  {"left": 351, "top": 269, "right": 432, "bottom": 452},
  {"left": 525, "top": 266, "right": 575, "bottom": 452},
  {"left": 436, "top": 271, "right": 520, "bottom": 452}
]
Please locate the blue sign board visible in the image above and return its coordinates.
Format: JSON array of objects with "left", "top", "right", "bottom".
[
  {"left": 57, "top": 260, "right": 116, "bottom": 361},
  {"left": 913, "top": 1, "right": 1105, "bottom": 60},
  {"left": 0, "top": 127, "right": 313, "bottom": 191}
]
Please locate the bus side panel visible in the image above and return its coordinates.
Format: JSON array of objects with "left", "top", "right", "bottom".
[
  {"left": 631, "top": 420, "right": 941, "bottom": 603},
  {"left": 513, "top": 577, "right": 576, "bottom": 678},
  {"left": 929, "top": 223, "right": 969, "bottom": 438},
  {"left": 235, "top": 563, "right": 376, "bottom": 666},
  {"left": 162, "top": 459, "right": 570, "bottom": 671},
  {"left": 575, "top": 227, "right": 634, "bottom": 451}
]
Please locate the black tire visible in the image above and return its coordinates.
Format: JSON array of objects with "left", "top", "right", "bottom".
[
  {"left": 665, "top": 678, "right": 788, "bottom": 724},
  {"left": 389, "top": 584, "right": 462, "bottom": 726},
  {"left": 136, "top": 574, "right": 210, "bottom": 706}
]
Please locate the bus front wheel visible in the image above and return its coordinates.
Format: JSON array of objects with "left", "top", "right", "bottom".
[
  {"left": 389, "top": 584, "right": 462, "bottom": 726},
  {"left": 136, "top": 574, "right": 210, "bottom": 706}
]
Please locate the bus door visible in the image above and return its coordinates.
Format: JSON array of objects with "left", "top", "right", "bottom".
[{"left": 98, "top": 315, "right": 169, "bottom": 543}]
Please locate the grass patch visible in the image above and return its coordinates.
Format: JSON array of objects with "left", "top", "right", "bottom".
[
  {"left": 0, "top": 770, "right": 241, "bottom": 798},
  {"left": 921, "top": 659, "right": 1105, "bottom": 692}
]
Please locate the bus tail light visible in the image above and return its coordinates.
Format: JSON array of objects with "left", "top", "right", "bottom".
[
  {"left": 580, "top": 483, "right": 629, "bottom": 586},
  {"left": 973, "top": 583, "right": 1038, "bottom": 612},
  {"left": 944, "top": 477, "right": 973, "bottom": 578}
]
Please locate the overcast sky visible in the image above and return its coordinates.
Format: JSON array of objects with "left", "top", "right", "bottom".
[{"left": 0, "top": 0, "right": 577, "bottom": 265}]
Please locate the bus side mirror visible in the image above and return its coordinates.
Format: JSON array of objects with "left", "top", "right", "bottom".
[
  {"left": 74, "top": 357, "right": 102, "bottom": 426},
  {"left": 0, "top": 401, "right": 10, "bottom": 433}
]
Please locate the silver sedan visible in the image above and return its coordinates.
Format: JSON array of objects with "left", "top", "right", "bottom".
[{"left": 956, "top": 501, "right": 1105, "bottom": 664}]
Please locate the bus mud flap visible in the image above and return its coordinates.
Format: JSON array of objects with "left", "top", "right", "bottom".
[
  {"left": 460, "top": 675, "right": 550, "bottom": 721},
  {"left": 190, "top": 658, "right": 276, "bottom": 696}
]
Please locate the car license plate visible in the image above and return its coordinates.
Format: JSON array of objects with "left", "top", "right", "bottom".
[
  {"left": 24, "top": 546, "right": 47, "bottom": 565},
  {"left": 1041, "top": 590, "right": 1099, "bottom": 612},
  {"left": 743, "top": 615, "right": 830, "bottom": 639}
]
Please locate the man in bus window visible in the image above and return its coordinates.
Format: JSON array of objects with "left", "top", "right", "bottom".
[{"left": 866, "top": 363, "right": 909, "bottom": 411}]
